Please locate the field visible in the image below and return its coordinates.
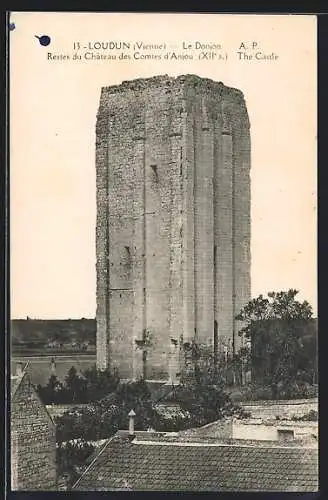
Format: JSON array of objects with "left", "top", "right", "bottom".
[{"left": 12, "top": 354, "right": 96, "bottom": 386}]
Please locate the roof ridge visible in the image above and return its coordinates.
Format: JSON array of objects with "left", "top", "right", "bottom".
[
  {"left": 131, "top": 439, "right": 317, "bottom": 449},
  {"left": 11, "top": 369, "right": 27, "bottom": 399}
]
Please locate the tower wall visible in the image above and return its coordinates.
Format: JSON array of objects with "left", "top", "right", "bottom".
[
  {"left": 232, "top": 106, "right": 251, "bottom": 352},
  {"left": 96, "top": 75, "right": 251, "bottom": 379}
]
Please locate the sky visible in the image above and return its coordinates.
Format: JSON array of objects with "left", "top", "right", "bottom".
[{"left": 10, "top": 13, "right": 317, "bottom": 318}]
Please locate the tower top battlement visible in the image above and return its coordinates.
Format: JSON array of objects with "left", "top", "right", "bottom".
[
  {"left": 98, "top": 75, "right": 250, "bottom": 130},
  {"left": 100, "top": 74, "right": 245, "bottom": 100}
]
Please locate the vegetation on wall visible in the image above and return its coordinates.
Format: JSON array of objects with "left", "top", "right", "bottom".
[{"left": 135, "top": 329, "right": 153, "bottom": 380}]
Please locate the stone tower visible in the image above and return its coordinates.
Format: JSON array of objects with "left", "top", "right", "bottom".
[{"left": 96, "top": 75, "right": 251, "bottom": 380}]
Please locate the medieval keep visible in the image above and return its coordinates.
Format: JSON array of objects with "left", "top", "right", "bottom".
[{"left": 96, "top": 75, "right": 251, "bottom": 380}]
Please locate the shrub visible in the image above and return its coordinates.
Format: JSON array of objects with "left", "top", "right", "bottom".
[
  {"left": 55, "top": 379, "right": 153, "bottom": 443},
  {"left": 230, "top": 382, "right": 318, "bottom": 402},
  {"left": 254, "top": 385, "right": 274, "bottom": 400},
  {"left": 291, "top": 409, "right": 318, "bottom": 421},
  {"left": 113, "top": 379, "right": 153, "bottom": 430},
  {"left": 55, "top": 402, "right": 122, "bottom": 443},
  {"left": 36, "top": 375, "right": 68, "bottom": 405},
  {"left": 276, "top": 381, "right": 318, "bottom": 400},
  {"left": 229, "top": 390, "right": 244, "bottom": 403},
  {"left": 151, "top": 405, "right": 193, "bottom": 432},
  {"left": 82, "top": 365, "right": 120, "bottom": 402},
  {"left": 232, "top": 384, "right": 273, "bottom": 402},
  {"left": 162, "top": 380, "right": 249, "bottom": 428}
]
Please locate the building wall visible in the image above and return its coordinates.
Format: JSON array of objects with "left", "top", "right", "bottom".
[
  {"left": 240, "top": 398, "right": 318, "bottom": 420},
  {"left": 96, "top": 75, "right": 251, "bottom": 379},
  {"left": 11, "top": 373, "right": 57, "bottom": 490},
  {"left": 232, "top": 421, "right": 318, "bottom": 441}
]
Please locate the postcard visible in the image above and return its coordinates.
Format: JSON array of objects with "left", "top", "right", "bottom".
[{"left": 9, "top": 12, "right": 317, "bottom": 492}]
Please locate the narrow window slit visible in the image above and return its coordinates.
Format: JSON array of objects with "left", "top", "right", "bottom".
[{"left": 150, "top": 165, "right": 158, "bottom": 182}]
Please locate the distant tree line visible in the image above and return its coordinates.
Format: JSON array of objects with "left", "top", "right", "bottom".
[
  {"left": 37, "top": 365, "right": 119, "bottom": 404},
  {"left": 11, "top": 318, "right": 96, "bottom": 349}
]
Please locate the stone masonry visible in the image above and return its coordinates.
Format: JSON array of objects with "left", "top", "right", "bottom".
[
  {"left": 96, "top": 75, "right": 251, "bottom": 380},
  {"left": 11, "top": 366, "right": 57, "bottom": 490}
]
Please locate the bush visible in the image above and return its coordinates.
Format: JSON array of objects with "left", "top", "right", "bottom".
[
  {"left": 151, "top": 405, "right": 193, "bottom": 432},
  {"left": 37, "top": 375, "right": 67, "bottom": 405},
  {"left": 229, "top": 390, "right": 244, "bottom": 403},
  {"left": 55, "top": 377, "right": 246, "bottom": 441},
  {"left": 55, "top": 379, "right": 153, "bottom": 443},
  {"left": 230, "top": 384, "right": 273, "bottom": 402},
  {"left": 55, "top": 402, "right": 122, "bottom": 443},
  {"left": 230, "top": 382, "right": 318, "bottom": 402},
  {"left": 291, "top": 409, "right": 318, "bottom": 421},
  {"left": 252, "top": 385, "right": 274, "bottom": 400},
  {"left": 275, "top": 381, "right": 318, "bottom": 400},
  {"left": 54, "top": 374, "right": 251, "bottom": 481},
  {"left": 113, "top": 379, "right": 153, "bottom": 430},
  {"left": 81, "top": 365, "right": 120, "bottom": 402},
  {"left": 162, "top": 380, "right": 248, "bottom": 428}
]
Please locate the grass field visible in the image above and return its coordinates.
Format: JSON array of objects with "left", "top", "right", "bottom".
[{"left": 12, "top": 354, "right": 96, "bottom": 386}]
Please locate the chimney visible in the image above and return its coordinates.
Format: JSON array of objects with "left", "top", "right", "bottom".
[
  {"left": 16, "top": 362, "right": 24, "bottom": 377},
  {"left": 128, "top": 409, "right": 136, "bottom": 436}
]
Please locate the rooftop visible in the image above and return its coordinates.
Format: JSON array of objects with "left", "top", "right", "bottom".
[
  {"left": 10, "top": 362, "right": 29, "bottom": 398},
  {"left": 11, "top": 375, "right": 22, "bottom": 399},
  {"left": 73, "top": 430, "right": 318, "bottom": 492}
]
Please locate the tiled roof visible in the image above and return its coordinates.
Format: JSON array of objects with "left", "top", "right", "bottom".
[
  {"left": 11, "top": 375, "right": 22, "bottom": 399},
  {"left": 11, "top": 363, "right": 29, "bottom": 399},
  {"left": 73, "top": 431, "right": 318, "bottom": 492}
]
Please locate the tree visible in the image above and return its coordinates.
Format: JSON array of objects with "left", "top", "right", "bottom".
[
  {"left": 166, "top": 341, "right": 250, "bottom": 426},
  {"left": 37, "top": 374, "right": 65, "bottom": 404},
  {"left": 55, "top": 379, "right": 153, "bottom": 445},
  {"left": 36, "top": 364, "right": 121, "bottom": 405},
  {"left": 65, "top": 367, "right": 87, "bottom": 403},
  {"left": 114, "top": 379, "right": 153, "bottom": 430},
  {"left": 82, "top": 364, "right": 120, "bottom": 402},
  {"left": 236, "top": 289, "right": 315, "bottom": 395},
  {"left": 236, "top": 289, "right": 312, "bottom": 329}
]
